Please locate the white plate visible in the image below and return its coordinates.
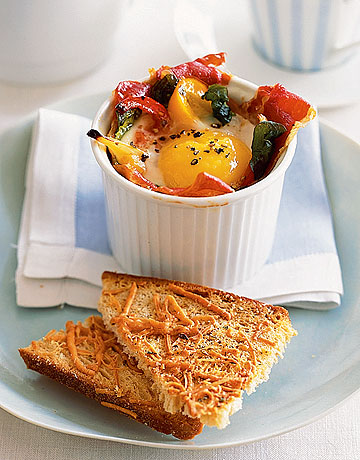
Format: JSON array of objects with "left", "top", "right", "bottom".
[
  {"left": 174, "top": 0, "right": 360, "bottom": 109},
  {"left": 0, "top": 93, "right": 359, "bottom": 449}
]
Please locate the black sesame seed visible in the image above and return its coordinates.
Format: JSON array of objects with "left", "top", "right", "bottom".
[
  {"left": 174, "top": 145, "right": 178, "bottom": 148},
  {"left": 170, "top": 134, "right": 177, "bottom": 139},
  {"left": 190, "top": 147, "right": 196, "bottom": 151},
  {"left": 180, "top": 130, "right": 186, "bottom": 135},
  {"left": 141, "top": 95, "right": 145, "bottom": 100},
  {"left": 130, "top": 141, "right": 135, "bottom": 147},
  {"left": 152, "top": 140, "right": 158, "bottom": 145},
  {"left": 187, "top": 132, "right": 191, "bottom": 136},
  {"left": 191, "top": 159, "right": 199, "bottom": 165},
  {"left": 193, "top": 150, "right": 200, "bottom": 155},
  {"left": 193, "top": 131, "right": 203, "bottom": 138},
  {"left": 159, "top": 136, "right": 166, "bottom": 141},
  {"left": 155, "top": 148, "right": 160, "bottom": 153},
  {"left": 203, "top": 150, "right": 210, "bottom": 153},
  {"left": 225, "top": 153, "right": 230, "bottom": 158},
  {"left": 214, "top": 147, "right": 224, "bottom": 154},
  {"left": 141, "top": 153, "right": 149, "bottom": 162}
]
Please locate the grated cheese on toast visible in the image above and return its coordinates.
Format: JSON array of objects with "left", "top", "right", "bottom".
[
  {"left": 98, "top": 272, "right": 297, "bottom": 429},
  {"left": 19, "top": 315, "right": 203, "bottom": 440}
]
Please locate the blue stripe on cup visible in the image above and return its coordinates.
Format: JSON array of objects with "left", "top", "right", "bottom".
[
  {"left": 291, "top": 0, "right": 303, "bottom": 70},
  {"left": 267, "top": 0, "right": 284, "bottom": 67},
  {"left": 311, "top": 0, "right": 331, "bottom": 71},
  {"left": 248, "top": 0, "right": 343, "bottom": 72},
  {"left": 250, "top": 0, "right": 267, "bottom": 59}
]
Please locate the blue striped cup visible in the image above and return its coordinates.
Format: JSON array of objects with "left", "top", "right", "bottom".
[{"left": 248, "top": 0, "right": 360, "bottom": 71}]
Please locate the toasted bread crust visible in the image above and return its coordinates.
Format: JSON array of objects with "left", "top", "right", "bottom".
[
  {"left": 99, "top": 272, "right": 297, "bottom": 428},
  {"left": 102, "top": 271, "right": 291, "bottom": 319},
  {"left": 18, "top": 317, "right": 202, "bottom": 440}
]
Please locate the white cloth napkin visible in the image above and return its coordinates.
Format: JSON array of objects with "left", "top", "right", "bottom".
[{"left": 16, "top": 108, "right": 343, "bottom": 310}]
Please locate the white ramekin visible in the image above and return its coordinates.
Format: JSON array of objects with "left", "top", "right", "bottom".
[{"left": 90, "top": 76, "right": 297, "bottom": 289}]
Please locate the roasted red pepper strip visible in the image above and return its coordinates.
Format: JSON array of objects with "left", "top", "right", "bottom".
[
  {"left": 239, "top": 165, "right": 255, "bottom": 189},
  {"left": 114, "top": 165, "right": 233, "bottom": 197},
  {"left": 261, "top": 84, "right": 314, "bottom": 150},
  {"left": 240, "top": 83, "right": 314, "bottom": 152},
  {"left": 257, "top": 84, "right": 312, "bottom": 130},
  {"left": 117, "top": 96, "right": 170, "bottom": 128},
  {"left": 195, "top": 52, "right": 227, "bottom": 66},
  {"left": 244, "top": 83, "right": 312, "bottom": 132},
  {"left": 156, "top": 53, "right": 230, "bottom": 86},
  {"left": 113, "top": 80, "right": 151, "bottom": 106},
  {"left": 168, "top": 172, "right": 234, "bottom": 197}
]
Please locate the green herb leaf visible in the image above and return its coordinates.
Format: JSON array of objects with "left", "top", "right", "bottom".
[
  {"left": 114, "top": 108, "right": 141, "bottom": 140},
  {"left": 250, "top": 121, "right": 287, "bottom": 180},
  {"left": 150, "top": 74, "right": 179, "bottom": 108},
  {"left": 202, "top": 84, "right": 233, "bottom": 125}
]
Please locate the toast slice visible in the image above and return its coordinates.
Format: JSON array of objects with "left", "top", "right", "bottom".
[
  {"left": 19, "top": 315, "right": 203, "bottom": 440},
  {"left": 98, "top": 272, "right": 297, "bottom": 429}
]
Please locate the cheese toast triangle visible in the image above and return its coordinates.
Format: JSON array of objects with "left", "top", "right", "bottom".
[{"left": 98, "top": 272, "right": 297, "bottom": 428}]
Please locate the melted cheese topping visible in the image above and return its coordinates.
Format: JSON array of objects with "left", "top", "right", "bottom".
[
  {"left": 43, "top": 316, "right": 144, "bottom": 382},
  {"left": 98, "top": 278, "right": 296, "bottom": 423},
  {"left": 106, "top": 282, "right": 277, "bottom": 420}
]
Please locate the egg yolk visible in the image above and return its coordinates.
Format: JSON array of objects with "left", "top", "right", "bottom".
[
  {"left": 158, "top": 130, "right": 252, "bottom": 189},
  {"left": 167, "top": 77, "right": 213, "bottom": 131}
]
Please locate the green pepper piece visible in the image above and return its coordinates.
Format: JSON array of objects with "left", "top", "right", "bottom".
[
  {"left": 114, "top": 108, "right": 141, "bottom": 140},
  {"left": 202, "top": 84, "right": 233, "bottom": 125},
  {"left": 150, "top": 74, "right": 179, "bottom": 108},
  {"left": 250, "top": 121, "right": 287, "bottom": 180}
]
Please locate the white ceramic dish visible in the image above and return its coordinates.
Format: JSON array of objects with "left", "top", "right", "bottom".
[
  {"left": 0, "top": 93, "right": 359, "bottom": 450},
  {"left": 90, "top": 76, "right": 296, "bottom": 289}
]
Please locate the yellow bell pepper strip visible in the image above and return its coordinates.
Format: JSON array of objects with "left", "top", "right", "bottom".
[
  {"left": 87, "top": 129, "right": 146, "bottom": 174},
  {"left": 167, "top": 77, "right": 212, "bottom": 130}
]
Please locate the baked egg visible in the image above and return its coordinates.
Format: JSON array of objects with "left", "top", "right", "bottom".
[{"left": 121, "top": 77, "right": 254, "bottom": 189}]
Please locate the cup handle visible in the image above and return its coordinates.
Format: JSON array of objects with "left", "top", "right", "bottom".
[
  {"left": 333, "top": 39, "right": 360, "bottom": 54},
  {"left": 331, "top": 0, "right": 360, "bottom": 57}
]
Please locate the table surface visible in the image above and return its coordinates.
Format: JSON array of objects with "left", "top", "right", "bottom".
[{"left": 1, "top": 1, "right": 359, "bottom": 459}]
